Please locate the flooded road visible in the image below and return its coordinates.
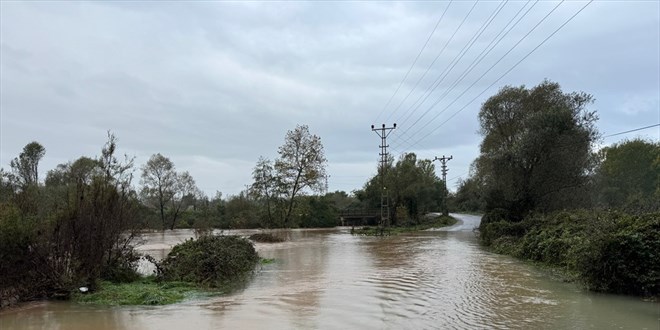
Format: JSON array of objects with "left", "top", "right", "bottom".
[{"left": 1, "top": 214, "right": 658, "bottom": 329}]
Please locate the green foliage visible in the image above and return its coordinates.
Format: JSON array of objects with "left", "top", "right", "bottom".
[
  {"left": 159, "top": 235, "right": 259, "bottom": 287},
  {"left": 357, "top": 152, "right": 444, "bottom": 225},
  {"left": 596, "top": 139, "right": 660, "bottom": 212},
  {"left": 480, "top": 210, "right": 659, "bottom": 297},
  {"left": 224, "top": 192, "right": 262, "bottom": 228},
  {"left": 298, "top": 195, "right": 339, "bottom": 228},
  {"left": 8, "top": 141, "right": 46, "bottom": 188},
  {"left": 476, "top": 80, "right": 599, "bottom": 218},
  {"left": 449, "top": 176, "right": 486, "bottom": 212},
  {"left": 0, "top": 134, "right": 142, "bottom": 307},
  {"left": 73, "top": 278, "right": 200, "bottom": 306}
]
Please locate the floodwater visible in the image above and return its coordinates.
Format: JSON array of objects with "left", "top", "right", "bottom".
[{"left": 1, "top": 214, "right": 658, "bottom": 329}]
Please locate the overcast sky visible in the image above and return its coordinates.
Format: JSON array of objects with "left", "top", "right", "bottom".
[{"left": 1, "top": 1, "right": 659, "bottom": 197}]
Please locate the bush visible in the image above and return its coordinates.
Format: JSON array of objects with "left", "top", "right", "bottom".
[
  {"left": 159, "top": 235, "right": 259, "bottom": 287},
  {"left": 576, "top": 213, "right": 659, "bottom": 296},
  {"left": 249, "top": 233, "right": 285, "bottom": 243},
  {"left": 480, "top": 209, "right": 660, "bottom": 297}
]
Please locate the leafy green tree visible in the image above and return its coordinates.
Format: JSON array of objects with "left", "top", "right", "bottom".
[
  {"left": 274, "top": 125, "right": 327, "bottom": 227},
  {"left": 596, "top": 139, "right": 660, "bottom": 210},
  {"left": 476, "top": 80, "right": 599, "bottom": 219},
  {"left": 357, "top": 152, "right": 444, "bottom": 225},
  {"left": 451, "top": 175, "right": 486, "bottom": 212}
]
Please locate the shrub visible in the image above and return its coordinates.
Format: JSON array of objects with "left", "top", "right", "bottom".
[
  {"left": 480, "top": 209, "right": 660, "bottom": 297},
  {"left": 249, "top": 233, "right": 285, "bottom": 243},
  {"left": 576, "top": 213, "right": 659, "bottom": 296},
  {"left": 159, "top": 235, "right": 259, "bottom": 287}
]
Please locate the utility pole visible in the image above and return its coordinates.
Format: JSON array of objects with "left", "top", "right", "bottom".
[
  {"left": 433, "top": 155, "right": 452, "bottom": 216},
  {"left": 371, "top": 123, "right": 396, "bottom": 235}
]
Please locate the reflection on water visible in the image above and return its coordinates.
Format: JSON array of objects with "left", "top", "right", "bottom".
[{"left": 1, "top": 216, "right": 658, "bottom": 329}]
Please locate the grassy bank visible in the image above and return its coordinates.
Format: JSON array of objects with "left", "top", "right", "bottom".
[
  {"left": 73, "top": 277, "right": 204, "bottom": 306},
  {"left": 73, "top": 235, "right": 262, "bottom": 306},
  {"left": 353, "top": 215, "right": 457, "bottom": 236},
  {"left": 479, "top": 210, "right": 659, "bottom": 298}
]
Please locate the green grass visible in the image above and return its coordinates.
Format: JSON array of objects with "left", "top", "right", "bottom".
[
  {"left": 260, "top": 258, "right": 276, "bottom": 264},
  {"left": 352, "top": 215, "right": 457, "bottom": 236},
  {"left": 73, "top": 277, "right": 209, "bottom": 306}
]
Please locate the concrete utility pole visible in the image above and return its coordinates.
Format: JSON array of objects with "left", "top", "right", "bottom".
[
  {"left": 433, "top": 155, "right": 452, "bottom": 216},
  {"left": 371, "top": 123, "right": 396, "bottom": 235}
]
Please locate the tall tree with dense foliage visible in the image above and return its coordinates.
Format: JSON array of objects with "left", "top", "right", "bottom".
[
  {"left": 596, "top": 138, "right": 660, "bottom": 211},
  {"left": 274, "top": 125, "right": 327, "bottom": 227},
  {"left": 357, "top": 152, "right": 444, "bottom": 225},
  {"left": 476, "top": 80, "right": 599, "bottom": 219}
]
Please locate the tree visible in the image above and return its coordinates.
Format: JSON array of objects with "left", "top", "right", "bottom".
[
  {"left": 250, "top": 156, "right": 278, "bottom": 227},
  {"left": 596, "top": 138, "right": 660, "bottom": 210},
  {"left": 357, "top": 152, "right": 444, "bottom": 225},
  {"left": 9, "top": 141, "right": 46, "bottom": 188},
  {"left": 141, "top": 154, "right": 176, "bottom": 229},
  {"left": 141, "top": 154, "right": 199, "bottom": 229},
  {"left": 274, "top": 125, "right": 327, "bottom": 226},
  {"left": 476, "top": 80, "right": 599, "bottom": 219},
  {"left": 452, "top": 176, "right": 486, "bottom": 212}
]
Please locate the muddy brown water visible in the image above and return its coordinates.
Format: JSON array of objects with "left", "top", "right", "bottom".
[{"left": 1, "top": 214, "right": 658, "bottom": 329}]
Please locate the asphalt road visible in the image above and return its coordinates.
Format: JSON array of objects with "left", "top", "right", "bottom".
[{"left": 427, "top": 213, "right": 482, "bottom": 232}]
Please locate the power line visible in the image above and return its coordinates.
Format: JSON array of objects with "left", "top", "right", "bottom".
[
  {"left": 395, "top": 0, "right": 566, "bottom": 151},
  {"left": 374, "top": 1, "right": 453, "bottom": 123},
  {"left": 397, "top": 0, "right": 512, "bottom": 130},
  {"left": 603, "top": 124, "right": 660, "bottom": 138},
  {"left": 395, "top": 0, "right": 539, "bottom": 149},
  {"left": 387, "top": 0, "right": 480, "bottom": 125},
  {"left": 400, "top": 0, "right": 593, "bottom": 151}
]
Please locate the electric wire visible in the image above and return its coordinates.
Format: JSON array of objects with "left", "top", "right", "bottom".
[
  {"left": 398, "top": 0, "right": 594, "bottom": 152},
  {"left": 374, "top": 1, "right": 453, "bottom": 123},
  {"left": 396, "top": 0, "right": 512, "bottom": 130},
  {"left": 395, "top": 0, "right": 539, "bottom": 148}
]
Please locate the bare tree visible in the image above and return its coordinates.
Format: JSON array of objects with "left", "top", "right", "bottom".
[{"left": 140, "top": 154, "right": 199, "bottom": 230}]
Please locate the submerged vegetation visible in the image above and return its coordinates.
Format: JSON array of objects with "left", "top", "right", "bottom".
[
  {"left": 352, "top": 215, "right": 457, "bottom": 236},
  {"left": 157, "top": 235, "right": 260, "bottom": 288},
  {"left": 249, "top": 233, "right": 286, "bottom": 243}
]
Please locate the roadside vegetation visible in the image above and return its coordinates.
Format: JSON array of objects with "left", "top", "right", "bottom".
[{"left": 452, "top": 80, "right": 659, "bottom": 298}]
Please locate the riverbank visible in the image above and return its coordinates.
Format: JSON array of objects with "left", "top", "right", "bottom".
[
  {"left": 3, "top": 223, "right": 658, "bottom": 329},
  {"left": 479, "top": 210, "right": 659, "bottom": 298}
]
